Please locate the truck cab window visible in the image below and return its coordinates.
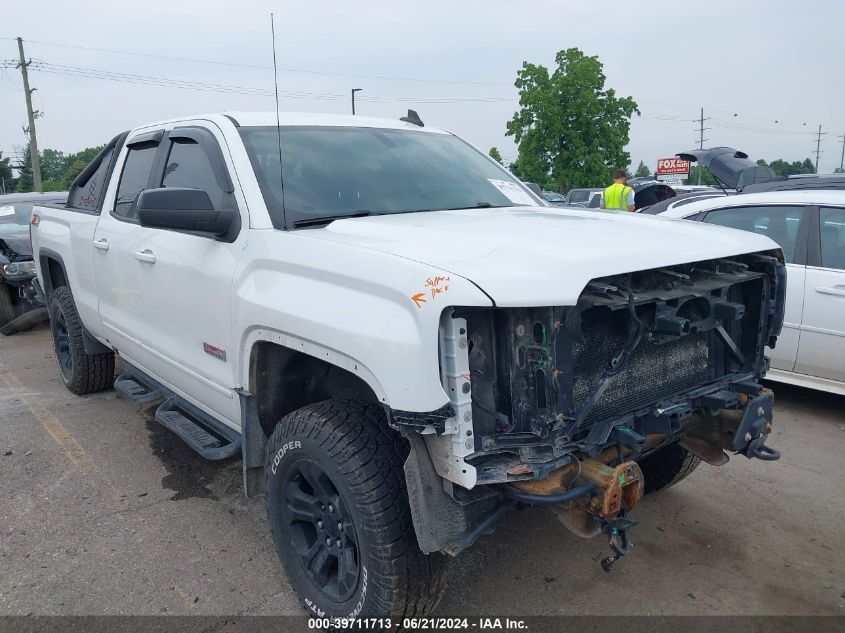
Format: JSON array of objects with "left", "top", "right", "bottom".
[
  {"left": 114, "top": 143, "right": 158, "bottom": 220},
  {"left": 161, "top": 140, "right": 225, "bottom": 210},
  {"left": 67, "top": 146, "right": 114, "bottom": 212}
]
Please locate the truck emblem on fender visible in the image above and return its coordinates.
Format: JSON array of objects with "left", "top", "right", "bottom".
[{"left": 203, "top": 342, "right": 227, "bottom": 361}]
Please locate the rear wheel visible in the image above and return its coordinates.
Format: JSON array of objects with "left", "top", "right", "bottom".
[
  {"left": 637, "top": 442, "right": 701, "bottom": 494},
  {"left": 48, "top": 286, "right": 114, "bottom": 395},
  {"left": 265, "top": 399, "right": 446, "bottom": 620}
]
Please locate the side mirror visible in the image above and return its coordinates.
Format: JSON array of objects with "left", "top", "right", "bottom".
[{"left": 136, "top": 188, "right": 236, "bottom": 237}]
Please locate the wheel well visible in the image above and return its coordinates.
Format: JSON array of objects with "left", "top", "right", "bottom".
[
  {"left": 249, "top": 341, "right": 380, "bottom": 437},
  {"left": 41, "top": 255, "right": 68, "bottom": 298}
]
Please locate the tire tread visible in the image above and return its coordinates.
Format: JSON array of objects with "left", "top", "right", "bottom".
[
  {"left": 266, "top": 399, "right": 446, "bottom": 619},
  {"left": 639, "top": 442, "right": 701, "bottom": 494},
  {"left": 50, "top": 286, "right": 114, "bottom": 395}
]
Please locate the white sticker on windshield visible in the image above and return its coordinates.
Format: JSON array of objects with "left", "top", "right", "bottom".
[
  {"left": 0, "top": 206, "right": 14, "bottom": 217},
  {"left": 487, "top": 179, "right": 537, "bottom": 206}
]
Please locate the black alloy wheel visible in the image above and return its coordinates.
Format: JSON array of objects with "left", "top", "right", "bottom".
[
  {"left": 51, "top": 304, "right": 74, "bottom": 382},
  {"left": 283, "top": 459, "right": 360, "bottom": 602}
]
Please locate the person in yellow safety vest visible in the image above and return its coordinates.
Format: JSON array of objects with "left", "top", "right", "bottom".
[{"left": 599, "top": 170, "right": 635, "bottom": 212}]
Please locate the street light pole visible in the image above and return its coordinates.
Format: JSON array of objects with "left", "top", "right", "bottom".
[{"left": 351, "top": 88, "right": 363, "bottom": 115}]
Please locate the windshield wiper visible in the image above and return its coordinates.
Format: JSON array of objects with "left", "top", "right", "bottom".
[
  {"left": 445, "top": 202, "right": 504, "bottom": 210},
  {"left": 292, "top": 211, "right": 373, "bottom": 228}
]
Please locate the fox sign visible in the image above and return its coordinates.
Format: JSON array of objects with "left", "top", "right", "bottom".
[{"left": 656, "top": 157, "right": 691, "bottom": 177}]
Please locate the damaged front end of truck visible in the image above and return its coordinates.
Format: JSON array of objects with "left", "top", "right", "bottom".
[{"left": 399, "top": 249, "right": 785, "bottom": 570}]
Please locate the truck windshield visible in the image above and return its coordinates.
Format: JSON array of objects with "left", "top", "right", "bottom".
[{"left": 239, "top": 125, "right": 541, "bottom": 229}]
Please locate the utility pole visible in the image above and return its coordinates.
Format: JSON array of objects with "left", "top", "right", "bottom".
[
  {"left": 813, "top": 124, "right": 826, "bottom": 174},
  {"left": 15, "top": 37, "right": 42, "bottom": 192},
  {"left": 837, "top": 131, "right": 845, "bottom": 173},
  {"left": 695, "top": 107, "right": 709, "bottom": 184},
  {"left": 351, "top": 88, "right": 363, "bottom": 115}
]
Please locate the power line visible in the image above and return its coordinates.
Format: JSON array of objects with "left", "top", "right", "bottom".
[
  {"left": 4, "top": 35, "right": 841, "bottom": 135},
  {"left": 710, "top": 118, "right": 815, "bottom": 136},
  {"left": 7, "top": 36, "right": 512, "bottom": 87},
  {"left": 27, "top": 60, "right": 519, "bottom": 104}
]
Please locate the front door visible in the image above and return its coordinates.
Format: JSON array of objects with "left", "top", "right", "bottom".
[{"left": 95, "top": 124, "right": 245, "bottom": 425}]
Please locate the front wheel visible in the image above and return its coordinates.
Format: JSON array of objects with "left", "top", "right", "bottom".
[
  {"left": 265, "top": 400, "right": 446, "bottom": 619},
  {"left": 637, "top": 442, "right": 701, "bottom": 494},
  {"left": 48, "top": 286, "right": 115, "bottom": 395}
]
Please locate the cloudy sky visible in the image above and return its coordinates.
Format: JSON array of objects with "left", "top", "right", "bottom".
[{"left": 2, "top": 0, "right": 844, "bottom": 176}]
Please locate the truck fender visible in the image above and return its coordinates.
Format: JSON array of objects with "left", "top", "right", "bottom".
[{"left": 239, "top": 327, "right": 388, "bottom": 405}]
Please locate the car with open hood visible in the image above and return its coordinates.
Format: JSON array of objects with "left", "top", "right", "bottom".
[{"left": 0, "top": 191, "right": 66, "bottom": 334}]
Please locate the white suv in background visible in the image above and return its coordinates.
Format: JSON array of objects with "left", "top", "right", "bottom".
[{"left": 660, "top": 190, "right": 845, "bottom": 395}]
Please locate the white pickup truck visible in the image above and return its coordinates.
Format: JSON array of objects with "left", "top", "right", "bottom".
[{"left": 30, "top": 111, "right": 786, "bottom": 620}]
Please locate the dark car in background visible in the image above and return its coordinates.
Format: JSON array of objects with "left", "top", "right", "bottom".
[
  {"left": 563, "top": 187, "right": 602, "bottom": 206},
  {"left": 541, "top": 190, "right": 567, "bottom": 206},
  {"left": 0, "top": 191, "right": 67, "bottom": 334}
]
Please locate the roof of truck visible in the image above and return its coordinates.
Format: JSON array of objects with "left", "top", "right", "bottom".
[{"left": 132, "top": 111, "right": 450, "bottom": 134}]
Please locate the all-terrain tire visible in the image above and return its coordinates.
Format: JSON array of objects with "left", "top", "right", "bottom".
[
  {"left": 0, "top": 284, "right": 16, "bottom": 329},
  {"left": 48, "top": 286, "right": 115, "bottom": 395},
  {"left": 265, "top": 399, "right": 446, "bottom": 620},
  {"left": 637, "top": 442, "right": 701, "bottom": 494}
]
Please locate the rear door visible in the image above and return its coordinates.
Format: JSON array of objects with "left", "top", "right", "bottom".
[
  {"left": 794, "top": 206, "right": 845, "bottom": 382},
  {"left": 699, "top": 204, "right": 810, "bottom": 372},
  {"left": 93, "top": 130, "right": 163, "bottom": 354}
]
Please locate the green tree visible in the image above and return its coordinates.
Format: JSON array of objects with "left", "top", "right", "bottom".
[
  {"left": 0, "top": 152, "right": 15, "bottom": 194},
  {"left": 61, "top": 159, "right": 88, "bottom": 189},
  {"left": 488, "top": 147, "right": 503, "bottom": 164},
  {"left": 40, "top": 148, "right": 68, "bottom": 181},
  {"left": 61, "top": 146, "right": 104, "bottom": 188},
  {"left": 756, "top": 157, "right": 815, "bottom": 176},
  {"left": 14, "top": 144, "right": 33, "bottom": 193},
  {"left": 506, "top": 48, "right": 638, "bottom": 192},
  {"left": 11, "top": 140, "right": 106, "bottom": 193},
  {"left": 685, "top": 165, "right": 718, "bottom": 186},
  {"left": 634, "top": 160, "right": 650, "bottom": 178}
]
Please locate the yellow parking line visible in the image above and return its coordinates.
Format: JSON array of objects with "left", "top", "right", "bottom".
[
  {"left": 1, "top": 357, "right": 204, "bottom": 611},
  {"left": 0, "top": 360, "right": 127, "bottom": 507}
]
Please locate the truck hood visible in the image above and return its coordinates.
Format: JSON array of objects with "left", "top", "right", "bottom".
[{"left": 301, "top": 206, "right": 780, "bottom": 306}]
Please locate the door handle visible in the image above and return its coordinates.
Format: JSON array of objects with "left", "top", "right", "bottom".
[
  {"left": 134, "top": 249, "right": 156, "bottom": 264},
  {"left": 816, "top": 286, "right": 845, "bottom": 297},
  {"left": 92, "top": 238, "right": 109, "bottom": 251}
]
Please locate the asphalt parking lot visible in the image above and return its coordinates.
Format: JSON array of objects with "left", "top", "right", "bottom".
[{"left": 1, "top": 325, "right": 843, "bottom": 617}]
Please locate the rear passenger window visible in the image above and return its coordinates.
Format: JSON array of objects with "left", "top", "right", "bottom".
[
  {"left": 67, "top": 146, "right": 114, "bottom": 212},
  {"left": 819, "top": 207, "right": 845, "bottom": 270},
  {"left": 703, "top": 205, "right": 804, "bottom": 263},
  {"left": 161, "top": 140, "right": 225, "bottom": 209},
  {"left": 114, "top": 144, "right": 157, "bottom": 220}
]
